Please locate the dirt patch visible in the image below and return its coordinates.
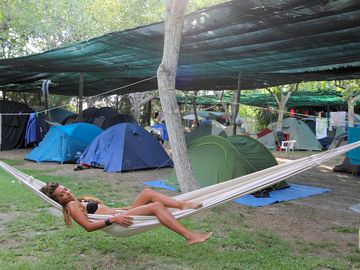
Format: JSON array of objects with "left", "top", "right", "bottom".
[{"left": 1, "top": 148, "right": 359, "bottom": 257}]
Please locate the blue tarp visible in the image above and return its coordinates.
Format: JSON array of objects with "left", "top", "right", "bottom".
[
  {"left": 25, "top": 123, "right": 102, "bottom": 163},
  {"left": 25, "top": 113, "right": 42, "bottom": 146},
  {"left": 79, "top": 123, "right": 173, "bottom": 172},
  {"left": 151, "top": 123, "right": 169, "bottom": 141},
  {"left": 143, "top": 180, "right": 330, "bottom": 207},
  {"left": 233, "top": 184, "right": 330, "bottom": 207},
  {"left": 346, "top": 127, "right": 360, "bottom": 165}
]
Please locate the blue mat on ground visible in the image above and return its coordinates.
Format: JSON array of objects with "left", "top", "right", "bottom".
[
  {"left": 233, "top": 184, "right": 330, "bottom": 207},
  {"left": 143, "top": 180, "right": 330, "bottom": 207},
  {"left": 143, "top": 180, "right": 179, "bottom": 191}
]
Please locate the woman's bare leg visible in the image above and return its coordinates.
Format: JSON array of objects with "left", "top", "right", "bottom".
[
  {"left": 126, "top": 202, "right": 211, "bottom": 245},
  {"left": 130, "top": 189, "right": 201, "bottom": 210}
]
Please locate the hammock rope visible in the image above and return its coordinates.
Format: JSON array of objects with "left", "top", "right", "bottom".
[{"left": 1, "top": 140, "right": 359, "bottom": 237}]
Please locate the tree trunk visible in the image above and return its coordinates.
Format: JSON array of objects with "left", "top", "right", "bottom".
[
  {"left": 133, "top": 103, "right": 141, "bottom": 123},
  {"left": 348, "top": 100, "right": 355, "bottom": 128},
  {"left": 276, "top": 101, "right": 286, "bottom": 131},
  {"left": 86, "top": 96, "right": 97, "bottom": 108},
  {"left": 129, "top": 92, "right": 154, "bottom": 123},
  {"left": 157, "top": 0, "right": 199, "bottom": 192},
  {"left": 348, "top": 94, "right": 360, "bottom": 128},
  {"left": 191, "top": 91, "right": 199, "bottom": 124},
  {"left": 276, "top": 89, "right": 293, "bottom": 131}
]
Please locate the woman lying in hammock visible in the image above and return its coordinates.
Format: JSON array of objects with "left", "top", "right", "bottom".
[{"left": 40, "top": 183, "right": 212, "bottom": 245}]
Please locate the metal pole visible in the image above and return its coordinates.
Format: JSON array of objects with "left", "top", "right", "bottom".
[
  {"left": 232, "top": 71, "right": 242, "bottom": 135},
  {"left": 0, "top": 114, "right": 2, "bottom": 151},
  {"left": 79, "top": 73, "right": 84, "bottom": 121}
]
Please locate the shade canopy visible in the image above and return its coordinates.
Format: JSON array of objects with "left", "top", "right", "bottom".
[
  {"left": 1, "top": 0, "right": 360, "bottom": 96},
  {"left": 171, "top": 90, "right": 352, "bottom": 108}
]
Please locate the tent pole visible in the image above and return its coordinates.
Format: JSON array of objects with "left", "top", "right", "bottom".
[
  {"left": 232, "top": 71, "right": 242, "bottom": 135},
  {"left": 78, "top": 73, "right": 84, "bottom": 121},
  {"left": 0, "top": 114, "right": 2, "bottom": 151}
]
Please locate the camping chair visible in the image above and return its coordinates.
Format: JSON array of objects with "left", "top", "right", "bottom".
[{"left": 280, "top": 140, "right": 296, "bottom": 157}]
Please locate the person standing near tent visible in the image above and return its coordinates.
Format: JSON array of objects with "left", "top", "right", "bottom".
[{"left": 40, "top": 183, "right": 212, "bottom": 245}]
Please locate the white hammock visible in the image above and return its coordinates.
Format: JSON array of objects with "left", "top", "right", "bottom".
[{"left": 1, "top": 141, "right": 360, "bottom": 237}]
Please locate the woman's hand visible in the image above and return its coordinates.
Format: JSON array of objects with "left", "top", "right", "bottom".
[{"left": 111, "top": 214, "right": 133, "bottom": 227}]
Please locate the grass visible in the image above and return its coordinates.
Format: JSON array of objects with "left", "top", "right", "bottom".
[
  {"left": 329, "top": 225, "right": 359, "bottom": 234},
  {"left": 0, "top": 162, "right": 359, "bottom": 270}
]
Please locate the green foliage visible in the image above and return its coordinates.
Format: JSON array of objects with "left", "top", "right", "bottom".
[{"left": 0, "top": 0, "right": 228, "bottom": 59}]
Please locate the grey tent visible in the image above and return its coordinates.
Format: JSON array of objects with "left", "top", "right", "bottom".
[
  {"left": 267, "top": 118, "right": 323, "bottom": 151},
  {"left": 282, "top": 118, "right": 323, "bottom": 151}
]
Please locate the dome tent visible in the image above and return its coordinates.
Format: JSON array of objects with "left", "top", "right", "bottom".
[
  {"left": 259, "top": 118, "right": 323, "bottom": 151},
  {"left": 227, "top": 135, "right": 278, "bottom": 172},
  {"left": 0, "top": 100, "right": 33, "bottom": 150},
  {"left": 25, "top": 123, "right": 102, "bottom": 163},
  {"left": 185, "top": 120, "right": 227, "bottom": 145},
  {"left": 79, "top": 123, "right": 173, "bottom": 172},
  {"left": 280, "top": 118, "right": 323, "bottom": 151},
  {"left": 168, "top": 135, "right": 283, "bottom": 189}
]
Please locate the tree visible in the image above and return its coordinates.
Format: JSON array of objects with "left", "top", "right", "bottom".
[
  {"left": 266, "top": 83, "right": 299, "bottom": 131},
  {"left": 157, "top": 0, "right": 199, "bottom": 192},
  {"left": 335, "top": 80, "right": 360, "bottom": 127},
  {"left": 214, "top": 90, "right": 231, "bottom": 120},
  {"left": 129, "top": 91, "right": 155, "bottom": 122}
]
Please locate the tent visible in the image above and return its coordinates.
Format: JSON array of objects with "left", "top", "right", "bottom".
[
  {"left": 82, "top": 107, "right": 99, "bottom": 123},
  {"left": 80, "top": 107, "right": 135, "bottom": 129},
  {"left": 92, "top": 107, "right": 119, "bottom": 129},
  {"left": 281, "top": 118, "right": 323, "bottom": 151},
  {"left": 227, "top": 135, "right": 278, "bottom": 172},
  {"left": 168, "top": 135, "right": 281, "bottom": 188},
  {"left": 257, "top": 128, "right": 277, "bottom": 150},
  {"left": 333, "top": 157, "right": 360, "bottom": 174},
  {"left": 105, "top": 114, "right": 137, "bottom": 129},
  {"left": 48, "top": 108, "right": 78, "bottom": 125},
  {"left": 79, "top": 123, "right": 173, "bottom": 173},
  {"left": 302, "top": 118, "right": 334, "bottom": 149},
  {"left": 263, "top": 118, "right": 323, "bottom": 151},
  {"left": 185, "top": 120, "right": 227, "bottom": 144},
  {"left": 25, "top": 123, "right": 102, "bottom": 163},
  {"left": 0, "top": 100, "right": 34, "bottom": 150}
]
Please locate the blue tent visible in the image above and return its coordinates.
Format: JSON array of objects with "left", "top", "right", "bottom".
[
  {"left": 25, "top": 123, "right": 102, "bottom": 163},
  {"left": 79, "top": 123, "right": 173, "bottom": 172}
]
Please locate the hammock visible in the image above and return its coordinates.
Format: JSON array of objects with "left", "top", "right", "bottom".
[{"left": 1, "top": 141, "right": 360, "bottom": 237}]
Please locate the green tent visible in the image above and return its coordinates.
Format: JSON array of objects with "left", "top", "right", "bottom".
[
  {"left": 168, "top": 135, "right": 281, "bottom": 189},
  {"left": 227, "top": 135, "right": 277, "bottom": 172},
  {"left": 185, "top": 121, "right": 227, "bottom": 145}
]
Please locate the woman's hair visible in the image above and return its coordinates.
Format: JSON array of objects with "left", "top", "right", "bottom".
[
  {"left": 40, "top": 182, "right": 103, "bottom": 227},
  {"left": 40, "top": 182, "right": 60, "bottom": 203}
]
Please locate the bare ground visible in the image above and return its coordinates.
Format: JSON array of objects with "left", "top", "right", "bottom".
[{"left": 1, "top": 148, "right": 359, "bottom": 257}]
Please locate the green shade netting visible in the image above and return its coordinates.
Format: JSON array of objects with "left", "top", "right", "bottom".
[{"left": 1, "top": 0, "right": 360, "bottom": 96}]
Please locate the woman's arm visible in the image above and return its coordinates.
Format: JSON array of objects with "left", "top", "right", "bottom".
[{"left": 67, "top": 202, "right": 133, "bottom": 232}]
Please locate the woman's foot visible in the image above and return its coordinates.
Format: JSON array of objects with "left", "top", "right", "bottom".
[
  {"left": 187, "top": 232, "right": 212, "bottom": 245},
  {"left": 182, "top": 201, "right": 203, "bottom": 210}
]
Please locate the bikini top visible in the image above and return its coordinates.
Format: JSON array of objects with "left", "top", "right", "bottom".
[{"left": 84, "top": 200, "right": 98, "bottom": 214}]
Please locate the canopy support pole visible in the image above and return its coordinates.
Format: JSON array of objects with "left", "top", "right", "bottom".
[
  {"left": 0, "top": 114, "right": 2, "bottom": 151},
  {"left": 232, "top": 71, "right": 242, "bottom": 135},
  {"left": 41, "top": 80, "right": 51, "bottom": 120},
  {"left": 78, "top": 73, "right": 84, "bottom": 121}
]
